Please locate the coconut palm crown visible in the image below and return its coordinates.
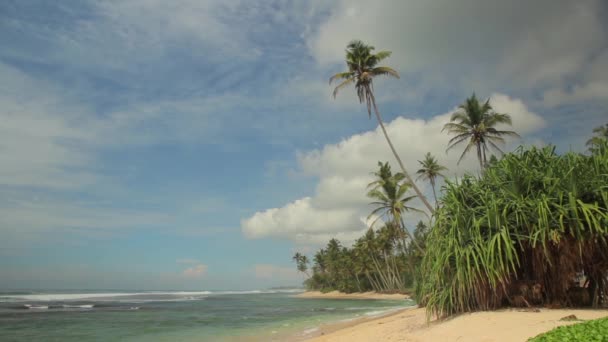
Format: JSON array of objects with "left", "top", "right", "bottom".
[
  {"left": 367, "top": 162, "right": 423, "bottom": 252},
  {"left": 330, "top": 40, "right": 434, "bottom": 214},
  {"left": 329, "top": 40, "right": 399, "bottom": 116},
  {"left": 442, "top": 94, "right": 519, "bottom": 169},
  {"left": 416, "top": 152, "right": 447, "bottom": 207},
  {"left": 586, "top": 123, "right": 608, "bottom": 154}
]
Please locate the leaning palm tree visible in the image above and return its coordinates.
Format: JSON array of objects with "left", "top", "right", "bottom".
[
  {"left": 367, "top": 162, "right": 423, "bottom": 252},
  {"left": 292, "top": 252, "right": 310, "bottom": 277},
  {"left": 330, "top": 40, "right": 434, "bottom": 214},
  {"left": 586, "top": 123, "right": 608, "bottom": 154},
  {"left": 416, "top": 152, "right": 447, "bottom": 208},
  {"left": 442, "top": 94, "right": 519, "bottom": 169}
]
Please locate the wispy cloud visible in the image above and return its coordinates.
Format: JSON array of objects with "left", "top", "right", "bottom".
[
  {"left": 0, "top": 0, "right": 605, "bottom": 289},
  {"left": 308, "top": 0, "right": 606, "bottom": 86}
]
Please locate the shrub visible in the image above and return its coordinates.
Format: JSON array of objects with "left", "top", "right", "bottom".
[{"left": 416, "top": 145, "right": 608, "bottom": 318}]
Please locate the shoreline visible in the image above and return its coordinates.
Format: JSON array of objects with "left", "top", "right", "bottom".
[
  {"left": 300, "top": 306, "right": 608, "bottom": 341},
  {"left": 287, "top": 307, "right": 414, "bottom": 341},
  {"left": 294, "top": 291, "right": 410, "bottom": 300}
]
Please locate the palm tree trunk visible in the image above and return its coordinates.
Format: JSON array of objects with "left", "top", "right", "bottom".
[
  {"left": 354, "top": 273, "right": 362, "bottom": 292},
  {"left": 371, "top": 272, "right": 383, "bottom": 292},
  {"left": 389, "top": 254, "right": 404, "bottom": 291},
  {"left": 365, "top": 270, "right": 380, "bottom": 292},
  {"left": 400, "top": 217, "right": 423, "bottom": 253},
  {"left": 482, "top": 145, "right": 487, "bottom": 167},
  {"left": 383, "top": 251, "right": 399, "bottom": 290},
  {"left": 370, "top": 254, "right": 391, "bottom": 291},
  {"left": 476, "top": 142, "right": 483, "bottom": 169},
  {"left": 369, "top": 91, "right": 434, "bottom": 215},
  {"left": 430, "top": 178, "right": 438, "bottom": 210}
]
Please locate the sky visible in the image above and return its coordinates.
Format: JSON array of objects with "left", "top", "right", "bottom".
[{"left": 1, "top": 0, "right": 607, "bottom": 291}]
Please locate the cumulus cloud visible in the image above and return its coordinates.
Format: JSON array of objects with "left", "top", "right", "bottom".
[
  {"left": 241, "top": 94, "right": 545, "bottom": 244},
  {"left": 182, "top": 264, "right": 208, "bottom": 278}
]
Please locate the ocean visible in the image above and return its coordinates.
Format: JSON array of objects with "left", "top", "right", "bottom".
[{"left": 0, "top": 290, "right": 414, "bottom": 341}]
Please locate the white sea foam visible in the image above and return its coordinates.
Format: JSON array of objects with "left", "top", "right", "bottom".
[
  {"left": 62, "top": 304, "right": 94, "bottom": 309},
  {"left": 1, "top": 291, "right": 213, "bottom": 302},
  {"left": 0, "top": 289, "right": 303, "bottom": 302},
  {"left": 363, "top": 306, "right": 413, "bottom": 317},
  {"left": 23, "top": 304, "right": 49, "bottom": 309},
  {"left": 363, "top": 310, "right": 385, "bottom": 316},
  {"left": 121, "top": 296, "right": 208, "bottom": 303},
  {"left": 301, "top": 327, "right": 319, "bottom": 335}
]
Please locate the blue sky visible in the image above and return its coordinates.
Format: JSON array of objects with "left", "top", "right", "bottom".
[{"left": 1, "top": 0, "right": 607, "bottom": 290}]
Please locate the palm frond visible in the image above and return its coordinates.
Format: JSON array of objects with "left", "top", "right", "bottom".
[
  {"left": 331, "top": 76, "right": 356, "bottom": 98},
  {"left": 486, "top": 140, "right": 505, "bottom": 155},
  {"left": 329, "top": 72, "right": 354, "bottom": 85},
  {"left": 446, "top": 134, "right": 472, "bottom": 153},
  {"left": 374, "top": 50, "right": 392, "bottom": 62},
  {"left": 457, "top": 140, "right": 477, "bottom": 165},
  {"left": 442, "top": 123, "right": 470, "bottom": 134},
  {"left": 371, "top": 66, "right": 400, "bottom": 79}
]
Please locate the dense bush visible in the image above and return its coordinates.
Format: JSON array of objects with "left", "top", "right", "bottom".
[{"left": 416, "top": 145, "right": 608, "bottom": 317}]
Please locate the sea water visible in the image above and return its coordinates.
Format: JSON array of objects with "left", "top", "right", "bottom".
[{"left": 0, "top": 290, "right": 414, "bottom": 341}]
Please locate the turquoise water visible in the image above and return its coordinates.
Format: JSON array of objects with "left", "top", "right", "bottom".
[{"left": 0, "top": 290, "right": 414, "bottom": 341}]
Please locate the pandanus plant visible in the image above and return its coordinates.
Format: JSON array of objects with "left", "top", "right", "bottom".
[{"left": 416, "top": 145, "right": 608, "bottom": 318}]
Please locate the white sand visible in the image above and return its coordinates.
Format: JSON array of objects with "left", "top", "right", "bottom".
[{"left": 306, "top": 307, "right": 608, "bottom": 342}]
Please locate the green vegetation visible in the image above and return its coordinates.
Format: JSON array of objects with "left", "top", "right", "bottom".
[
  {"left": 587, "top": 123, "right": 608, "bottom": 154},
  {"left": 299, "top": 161, "right": 429, "bottom": 293},
  {"left": 367, "top": 161, "right": 423, "bottom": 253},
  {"left": 296, "top": 39, "right": 608, "bottom": 320},
  {"left": 528, "top": 317, "right": 608, "bottom": 342},
  {"left": 416, "top": 152, "right": 447, "bottom": 208},
  {"left": 292, "top": 252, "right": 310, "bottom": 277},
  {"left": 301, "top": 223, "right": 428, "bottom": 293},
  {"left": 330, "top": 40, "right": 434, "bottom": 214},
  {"left": 443, "top": 94, "right": 519, "bottom": 169},
  {"left": 416, "top": 143, "right": 608, "bottom": 317}
]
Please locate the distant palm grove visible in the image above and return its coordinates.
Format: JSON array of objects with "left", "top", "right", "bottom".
[{"left": 293, "top": 40, "right": 608, "bottom": 318}]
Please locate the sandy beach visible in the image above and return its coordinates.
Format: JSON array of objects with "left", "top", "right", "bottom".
[
  {"left": 295, "top": 291, "right": 410, "bottom": 300},
  {"left": 296, "top": 291, "right": 608, "bottom": 342},
  {"left": 303, "top": 305, "right": 608, "bottom": 342}
]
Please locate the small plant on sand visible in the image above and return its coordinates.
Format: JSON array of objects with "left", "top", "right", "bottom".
[{"left": 528, "top": 317, "right": 608, "bottom": 342}]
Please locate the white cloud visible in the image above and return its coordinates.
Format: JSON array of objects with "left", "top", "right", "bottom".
[
  {"left": 35, "top": 1, "right": 265, "bottom": 74},
  {"left": 306, "top": 0, "right": 607, "bottom": 90},
  {"left": 242, "top": 197, "right": 367, "bottom": 242},
  {"left": 543, "top": 82, "right": 608, "bottom": 107},
  {"left": 182, "top": 264, "right": 208, "bottom": 278},
  {"left": 241, "top": 94, "right": 545, "bottom": 244},
  {"left": 0, "top": 193, "right": 170, "bottom": 249},
  {"left": 542, "top": 48, "right": 608, "bottom": 107},
  {"left": 489, "top": 94, "right": 547, "bottom": 133},
  {"left": 0, "top": 63, "right": 99, "bottom": 189}
]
